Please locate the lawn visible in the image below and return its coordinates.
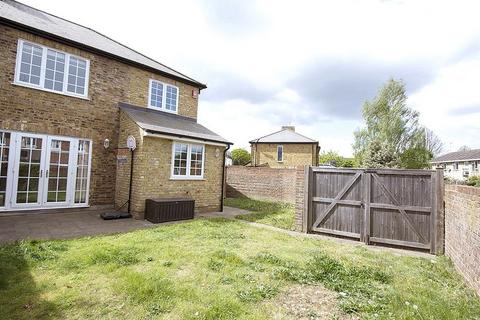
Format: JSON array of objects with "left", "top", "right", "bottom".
[
  {"left": 1, "top": 218, "right": 480, "bottom": 319},
  {"left": 225, "top": 197, "right": 295, "bottom": 230}
]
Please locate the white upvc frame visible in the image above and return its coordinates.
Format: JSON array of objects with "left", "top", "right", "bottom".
[
  {"left": 170, "top": 141, "right": 205, "bottom": 180},
  {"left": 41, "top": 136, "right": 77, "bottom": 207},
  {"left": 0, "top": 130, "right": 92, "bottom": 212},
  {"left": 72, "top": 139, "right": 93, "bottom": 207},
  {"left": 147, "top": 79, "right": 179, "bottom": 114},
  {"left": 13, "top": 39, "right": 90, "bottom": 100},
  {"left": 277, "top": 145, "right": 284, "bottom": 162},
  {"left": 10, "top": 132, "right": 47, "bottom": 209}
]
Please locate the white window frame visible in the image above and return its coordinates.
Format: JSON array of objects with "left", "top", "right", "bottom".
[
  {"left": 14, "top": 39, "right": 90, "bottom": 100},
  {"left": 148, "top": 79, "right": 179, "bottom": 114},
  {"left": 170, "top": 142, "right": 205, "bottom": 180},
  {"left": 277, "top": 145, "right": 283, "bottom": 162}
]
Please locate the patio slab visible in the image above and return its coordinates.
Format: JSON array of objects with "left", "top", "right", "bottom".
[{"left": 0, "top": 209, "right": 153, "bottom": 244}]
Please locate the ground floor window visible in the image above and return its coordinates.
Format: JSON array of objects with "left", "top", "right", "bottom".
[
  {"left": 0, "top": 130, "right": 91, "bottom": 211},
  {"left": 171, "top": 142, "right": 204, "bottom": 179}
]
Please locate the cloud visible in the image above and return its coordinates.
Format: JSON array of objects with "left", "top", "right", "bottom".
[
  {"left": 289, "top": 59, "right": 438, "bottom": 120},
  {"left": 200, "top": 0, "right": 266, "bottom": 35},
  {"left": 449, "top": 104, "right": 480, "bottom": 116},
  {"left": 201, "top": 71, "right": 275, "bottom": 104}
]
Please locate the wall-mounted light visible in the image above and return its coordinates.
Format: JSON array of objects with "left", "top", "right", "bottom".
[
  {"left": 215, "top": 148, "right": 220, "bottom": 158},
  {"left": 103, "top": 138, "right": 110, "bottom": 149}
]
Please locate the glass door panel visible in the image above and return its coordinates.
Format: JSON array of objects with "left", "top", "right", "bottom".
[
  {"left": 0, "top": 132, "right": 11, "bottom": 207},
  {"left": 14, "top": 135, "right": 44, "bottom": 206},
  {"left": 74, "top": 140, "right": 90, "bottom": 204},
  {"left": 45, "top": 138, "right": 71, "bottom": 204}
]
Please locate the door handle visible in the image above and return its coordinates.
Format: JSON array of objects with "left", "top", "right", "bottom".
[
  {"left": 46, "top": 170, "right": 49, "bottom": 178},
  {"left": 40, "top": 170, "right": 43, "bottom": 177}
]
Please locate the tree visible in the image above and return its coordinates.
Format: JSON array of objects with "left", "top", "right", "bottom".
[
  {"left": 421, "top": 127, "right": 443, "bottom": 157},
  {"left": 319, "top": 150, "right": 354, "bottom": 167},
  {"left": 353, "top": 79, "right": 435, "bottom": 169},
  {"left": 362, "top": 140, "right": 398, "bottom": 168},
  {"left": 458, "top": 145, "right": 471, "bottom": 152},
  {"left": 231, "top": 148, "right": 251, "bottom": 165}
]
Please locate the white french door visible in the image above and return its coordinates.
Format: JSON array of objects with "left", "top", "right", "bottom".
[
  {"left": 42, "top": 136, "right": 76, "bottom": 207},
  {"left": 12, "top": 133, "right": 46, "bottom": 208},
  {"left": 0, "top": 130, "right": 91, "bottom": 211}
]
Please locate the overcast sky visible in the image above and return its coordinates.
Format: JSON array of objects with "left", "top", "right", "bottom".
[{"left": 23, "top": 0, "right": 480, "bottom": 156}]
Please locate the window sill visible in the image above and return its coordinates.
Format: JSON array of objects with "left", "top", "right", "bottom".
[
  {"left": 147, "top": 106, "right": 178, "bottom": 115},
  {"left": 12, "top": 81, "right": 90, "bottom": 101},
  {"left": 170, "top": 176, "right": 205, "bottom": 181}
]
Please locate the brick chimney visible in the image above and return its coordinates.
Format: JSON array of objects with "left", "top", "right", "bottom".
[{"left": 282, "top": 125, "right": 295, "bottom": 132}]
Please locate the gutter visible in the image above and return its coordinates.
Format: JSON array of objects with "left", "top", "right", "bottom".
[
  {"left": 430, "top": 159, "right": 480, "bottom": 164},
  {"left": 0, "top": 18, "right": 207, "bottom": 90},
  {"left": 143, "top": 131, "right": 231, "bottom": 147}
]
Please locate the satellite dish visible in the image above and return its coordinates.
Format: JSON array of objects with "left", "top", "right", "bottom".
[{"left": 126, "top": 135, "right": 136, "bottom": 151}]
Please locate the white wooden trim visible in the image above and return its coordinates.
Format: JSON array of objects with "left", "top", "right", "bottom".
[{"left": 13, "top": 39, "right": 90, "bottom": 99}]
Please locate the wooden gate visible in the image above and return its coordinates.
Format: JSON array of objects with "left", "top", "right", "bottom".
[{"left": 304, "top": 167, "right": 444, "bottom": 253}]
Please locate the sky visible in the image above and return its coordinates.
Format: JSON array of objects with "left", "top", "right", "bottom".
[{"left": 21, "top": 0, "right": 480, "bottom": 156}]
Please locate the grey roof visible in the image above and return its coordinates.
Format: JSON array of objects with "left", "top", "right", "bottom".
[
  {"left": 0, "top": 0, "right": 206, "bottom": 88},
  {"left": 431, "top": 149, "right": 480, "bottom": 163},
  {"left": 119, "top": 103, "right": 231, "bottom": 145},
  {"left": 249, "top": 128, "right": 318, "bottom": 144}
]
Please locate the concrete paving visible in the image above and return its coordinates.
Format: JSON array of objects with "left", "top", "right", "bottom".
[
  {"left": 197, "top": 206, "right": 251, "bottom": 219},
  {"left": 0, "top": 209, "right": 153, "bottom": 244}
]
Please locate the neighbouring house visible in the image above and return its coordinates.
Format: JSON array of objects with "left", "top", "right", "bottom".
[
  {"left": 0, "top": 0, "right": 231, "bottom": 218},
  {"left": 249, "top": 126, "right": 320, "bottom": 168},
  {"left": 431, "top": 149, "right": 480, "bottom": 181}
]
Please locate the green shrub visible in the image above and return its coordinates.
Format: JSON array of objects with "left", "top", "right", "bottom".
[
  {"left": 466, "top": 175, "right": 480, "bottom": 187},
  {"left": 231, "top": 148, "right": 251, "bottom": 165}
]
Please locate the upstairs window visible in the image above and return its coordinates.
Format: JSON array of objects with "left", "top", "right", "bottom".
[
  {"left": 148, "top": 79, "right": 179, "bottom": 113},
  {"left": 67, "top": 57, "right": 87, "bottom": 95},
  {"left": 44, "top": 49, "right": 66, "bottom": 92},
  {"left": 171, "top": 142, "right": 204, "bottom": 179},
  {"left": 277, "top": 145, "right": 283, "bottom": 162},
  {"left": 15, "top": 39, "right": 90, "bottom": 98},
  {"left": 18, "top": 42, "right": 43, "bottom": 85}
]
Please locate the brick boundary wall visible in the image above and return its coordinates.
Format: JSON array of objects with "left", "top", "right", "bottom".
[
  {"left": 294, "top": 166, "right": 307, "bottom": 232},
  {"left": 444, "top": 184, "right": 480, "bottom": 296},
  {"left": 226, "top": 166, "right": 297, "bottom": 204}
]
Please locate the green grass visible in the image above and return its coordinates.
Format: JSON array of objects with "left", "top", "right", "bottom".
[
  {"left": 1, "top": 218, "right": 479, "bottom": 319},
  {"left": 225, "top": 197, "right": 295, "bottom": 230}
]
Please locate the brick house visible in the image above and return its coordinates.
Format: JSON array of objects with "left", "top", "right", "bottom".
[
  {"left": 249, "top": 126, "right": 320, "bottom": 168},
  {"left": 0, "top": 0, "right": 231, "bottom": 218}
]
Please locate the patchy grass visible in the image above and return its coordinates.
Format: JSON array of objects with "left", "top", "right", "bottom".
[
  {"left": 0, "top": 218, "right": 479, "bottom": 319},
  {"left": 225, "top": 197, "right": 295, "bottom": 230}
]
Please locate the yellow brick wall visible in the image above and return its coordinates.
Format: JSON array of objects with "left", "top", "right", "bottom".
[
  {"left": 116, "top": 112, "right": 225, "bottom": 218},
  {"left": 251, "top": 143, "right": 318, "bottom": 168},
  {"left": 0, "top": 25, "right": 202, "bottom": 206}
]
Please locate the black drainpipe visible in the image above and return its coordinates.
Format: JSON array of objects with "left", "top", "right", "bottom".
[
  {"left": 127, "top": 148, "right": 135, "bottom": 214},
  {"left": 220, "top": 144, "right": 231, "bottom": 212}
]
